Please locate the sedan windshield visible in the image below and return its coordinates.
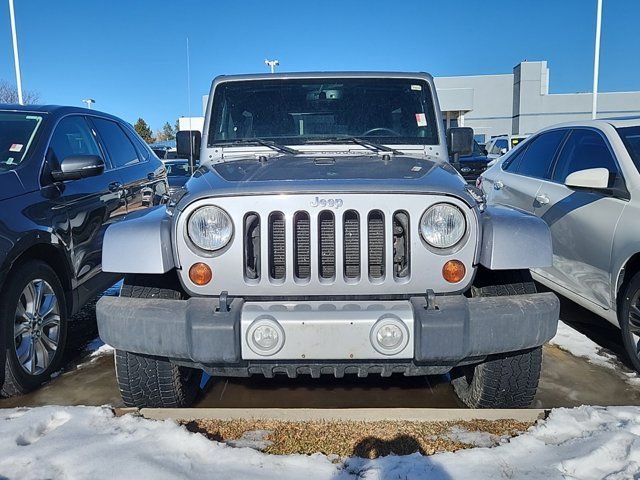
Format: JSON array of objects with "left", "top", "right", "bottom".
[
  {"left": 617, "top": 126, "right": 640, "bottom": 174},
  {"left": 0, "top": 112, "right": 43, "bottom": 170},
  {"left": 208, "top": 78, "right": 439, "bottom": 147}
]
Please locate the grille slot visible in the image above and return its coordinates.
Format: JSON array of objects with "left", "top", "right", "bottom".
[
  {"left": 393, "top": 211, "right": 410, "bottom": 279},
  {"left": 269, "top": 212, "right": 286, "bottom": 280},
  {"left": 318, "top": 211, "right": 336, "bottom": 279},
  {"left": 243, "top": 213, "right": 261, "bottom": 280},
  {"left": 294, "top": 212, "right": 311, "bottom": 280},
  {"left": 343, "top": 210, "right": 360, "bottom": 279},
  {"left": 368, "top": 211, "right": 385, "bottom": 279}
]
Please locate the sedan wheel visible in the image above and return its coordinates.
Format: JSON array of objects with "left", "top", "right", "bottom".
[
  {"left": 620, "top": 272, "right": 640, "bottom": 373},
  {"left": 14, "top": 279, "right": 61, "bottom": 375}
]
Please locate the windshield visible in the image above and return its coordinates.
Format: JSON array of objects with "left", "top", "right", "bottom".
[
  {"left": 166, "top": 162, "right": 190, "bottom": 176},
  {"left": 0, "top": 112, "right": 43, "bottom": 170},
  {"left": 208, "top": 78, "right": 439, "bottom": 147},
  {"left": 617, "top": 126, "right": 640, "bottom": 173}
]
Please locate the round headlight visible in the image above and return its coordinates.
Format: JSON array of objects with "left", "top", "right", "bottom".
[
  {"left": 420, "top": 203, "right": 466, "bottom": 248},
  {"left": 187, "top": 206, "right": 233, "bottom": 251}
]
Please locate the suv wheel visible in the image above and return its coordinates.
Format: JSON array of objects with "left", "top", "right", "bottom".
[
  {"left": 619, "top": 271, "right": 640, "bottom": 372},
  {"left": 1, "top": 260, "right": 68, "bottom": 397},
  {"left": 115, "top": 274, "right": 202, "bottom": 408},
  {"left": 451, "top": 268, "right": 542, "bottom": 408}
]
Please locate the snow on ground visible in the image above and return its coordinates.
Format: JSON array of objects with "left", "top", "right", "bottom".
[
  {"left": 1, "top": 405, "right": 640, "bottom": 480},
  {"left": 550, "top": 321, "right": 640, "bottom": 385}
]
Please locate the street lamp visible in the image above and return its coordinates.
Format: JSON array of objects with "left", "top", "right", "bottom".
[
  {"left": 83, "top": 99, "right": 95, "bottom": 109},
  {"left": 592, "top": 0, "right": 603, "bottom": 119},
  {"left": 265, "top": 59, "right": 280, "bottom": 73},
  {"left": 8, "top": 0, "right": 23, "bottom": 105}
]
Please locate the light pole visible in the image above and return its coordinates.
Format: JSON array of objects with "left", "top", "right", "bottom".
[
  {"left": 82, "top": 99, "right": 95, "bottom": 109},
  {"left": 265, "top": 59, "right": 280, "bottom": 73},
  {"left": 8, "top": 0, "right": 23, "bottom": 105},
  {"left": 592, "top": 0, "right": 603, "bottom": 119}
]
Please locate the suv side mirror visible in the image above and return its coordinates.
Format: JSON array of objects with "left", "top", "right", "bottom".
[
  {"left": 51, "top": 155, "right": 105, "bottom": 181},
  {"left": 500, "top": 147, "right": 508, "bottom": 155},
  {"left": 447, "top": 127, "right": 474, "bottom": 157},
  {"left": 565, "top": 167, "right": 609, "bottom": 189},
  {"left": 176, "top": 130, "right": 201, "bottom": 161}
]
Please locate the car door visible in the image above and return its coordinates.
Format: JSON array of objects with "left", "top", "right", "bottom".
[
  {"left": 489, "top": 129, "right": 567, "bottom": 213},
  {"left": 46, "top": 115, "right": 126, "bottom": 297},
  {"left": 90, "top": 117, "right": 155, "bottom": 213},
  {"left": 532, "top": 128, "right": 628, "bottom": 309}
]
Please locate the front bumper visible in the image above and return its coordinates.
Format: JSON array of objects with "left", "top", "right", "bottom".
[{"left": 97, "top": 292, "right": 559, "bottom": 374}]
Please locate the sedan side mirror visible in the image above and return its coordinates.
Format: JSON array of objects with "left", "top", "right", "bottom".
[
  {"left": 564, "top": 167, "right": 609, "bottom": 189},
  {"left": 500, "top": 147, "right": 507, "bottom": 155},
  {"left": 176, "top": 130, "right": 201, "bottom": 161},
  {"left": 51, "top": 155, "right": 105, "bottom": 181},
  {"left": 447, "top": 127, "right": 474, "bottom": 157}
]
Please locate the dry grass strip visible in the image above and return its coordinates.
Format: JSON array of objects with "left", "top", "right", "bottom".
[{"left": 181, "top": 418, "right": 533, "bottom": 458}]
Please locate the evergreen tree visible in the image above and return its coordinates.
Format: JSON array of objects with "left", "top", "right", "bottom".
[
  {"left": 162, "top": 121, "right": 176, "bottom": 141},
  {"left": 134, "top": 118, "right": 154, "bottom": 144}
]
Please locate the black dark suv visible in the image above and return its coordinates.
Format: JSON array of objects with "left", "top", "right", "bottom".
[{"left": 0, "top": 105, "right": 166, "bottom": 396}]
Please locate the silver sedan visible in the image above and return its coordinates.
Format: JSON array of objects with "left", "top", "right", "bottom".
[{"left": 479, "top": 118, "right": 640, "bottom": 371}]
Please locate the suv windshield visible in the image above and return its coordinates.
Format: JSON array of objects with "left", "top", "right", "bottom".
[
  {"left": 617, "top": 126, "right": 640, "bottom": 173},
  {"left": 0, "top": 112, "right": 43, "bottom": 170},
  {"left": 209, "top": 78, "right": 439, "bottom": 147}
]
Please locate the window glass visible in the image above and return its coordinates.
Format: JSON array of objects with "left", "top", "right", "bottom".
[
  {"left": 514, "top": 130, "right": 566, "bottom": 179},
  {"left": 122, "top": 123, "right": 150, "bottom": 161},
  {"left": 0, "top": 113, "right": 43, "bottom": 170},
  {"left": 48, "top": 116, "right": 101, "bottom": 166},
  {"left": 552, "top": 129, "right": 619, "bottom": 187},
  {"left": 502, "top": 143, "right": 528, "bottom": 172},
  {"left": 209, "top": 78, "right": 439, "bottom": 146},
  {"left": 617, "top": 126, "right": 640, "bottom": 174},
  {"left": 490, "top": 139, "right": 507, "bottom": 154},
  {"left": 92, "top": 118, "right": 139, "bottom": 168}
]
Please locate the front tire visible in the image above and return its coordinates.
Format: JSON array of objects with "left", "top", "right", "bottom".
[
  {"left": 619, "top": 271, "right": 640, "bottom": 372},
  {"left": 115, "top": 273, "right": 201, "bottom": 408},
  {"left": 451, "top": 268, "right": 542, "bottom": 408},
  {"left": 1, "top": 260, "right": 68, "bottom": 397}
]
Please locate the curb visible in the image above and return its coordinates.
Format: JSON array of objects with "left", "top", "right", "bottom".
[{"left": 115, "top": 407, "right": 547, "bottom": 422}]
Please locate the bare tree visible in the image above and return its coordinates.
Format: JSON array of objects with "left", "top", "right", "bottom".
[{"left": 0, "top": 80, "right": 41, "bottom": 104}]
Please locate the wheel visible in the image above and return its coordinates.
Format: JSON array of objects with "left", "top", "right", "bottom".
[
  {"left": 619, "top": 271, "right": 640, "bottom": 372},
  {"left": 1, "top": 260, "right": 68, "bottom": 397},
  {"left": 115, "top": 273, "right": 202, "bottom": 408},
  {"left": 451, "top": 268, "right": 542, "bottom": 408}
]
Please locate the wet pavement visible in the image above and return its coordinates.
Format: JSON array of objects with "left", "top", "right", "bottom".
[{"left": 2, "top": 288, "right": 640, "bottom": 410}]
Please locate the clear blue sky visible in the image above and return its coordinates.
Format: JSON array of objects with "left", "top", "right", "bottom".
[{"left": 1, "top": 0, "right": 638, "bottom": 131}]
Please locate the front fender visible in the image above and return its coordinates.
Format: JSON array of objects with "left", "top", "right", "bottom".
[
  {"left": 102, "top": 206, "right": 175, "bottom": 274},
  {"left": 479, "top": 205, "right": 552, "bottom": 270}
]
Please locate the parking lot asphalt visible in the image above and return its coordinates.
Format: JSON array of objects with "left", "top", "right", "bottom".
[{"left": 1, "top": 289, "right": 640, "bottom": 410}]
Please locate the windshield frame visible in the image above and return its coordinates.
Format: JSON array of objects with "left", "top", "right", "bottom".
[
  {"left": 0, "top": 111, "right": 44, "bottom": 171},
  {"left": 206, "top": 75, "right": 441, "bottom": 149}
]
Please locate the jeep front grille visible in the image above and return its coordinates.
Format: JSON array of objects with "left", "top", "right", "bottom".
[{"left": 244, "top": 208, "right": 411, "bottom": 283}]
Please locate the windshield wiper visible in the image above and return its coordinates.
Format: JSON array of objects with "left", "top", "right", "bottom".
[
  {"left": 304, "top": 136, "right": 403, "bottom": 155},
  {"left": 215, "top": 139, "right": 301, "bottom": 155}
]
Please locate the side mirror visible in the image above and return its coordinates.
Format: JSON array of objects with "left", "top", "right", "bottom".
[
  {"left": 482, "top": 148, "right": 488, "bottom": 156},
  {"left": 51, "top": 155, "right": 104, "bottom": 181},
  {"left": 565, "top": 168, "right": 609, "bottom": 189},
  {"left": 500, "top": 147, "right": 508, "bottom": 155},
  {"left": 447, "top": 127, "right": 474, "bottom": 157},
  {"left": 176, "top": 130, "right": 201, "bottom": 160}
]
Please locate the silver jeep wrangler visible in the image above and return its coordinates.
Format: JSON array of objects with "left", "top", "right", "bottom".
[{"left": 96, "top": 72, "right": 559, "bottom": 409}]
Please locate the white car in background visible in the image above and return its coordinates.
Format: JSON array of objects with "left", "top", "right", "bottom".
[
  {"left": 485, "top": 134, "right": 529, "bottom": 164},
  {"left": 478, "top": 118, "right": 640, "bottom": 372}
]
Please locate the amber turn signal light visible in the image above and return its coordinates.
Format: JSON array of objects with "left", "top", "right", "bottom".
[
  {"left": 189, "top": 262, "right": 212, "bottom": 286},
  {"left": 442, "top": 260, "right": 466, "bottom": 283}
]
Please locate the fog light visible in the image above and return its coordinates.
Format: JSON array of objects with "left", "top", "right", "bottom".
[
  {"left": 376, "top": 324, "right": 403, "bottom": 349},
  {"left": 442, "top": 260, "right": 466, "bottom": 283},
  {"left": 370, "top": 316, "right": 409, "bottom": 355},
  {"left": 189, "top": 262, "right": 212, "bottom": 285},
  {"left": 247, "top": 317, "right": 285, "bottom": 356}
]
